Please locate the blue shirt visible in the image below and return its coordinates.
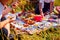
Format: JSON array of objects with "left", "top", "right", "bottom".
[{"left": 0, "top": 3, "right": 4, "bottom": 20}]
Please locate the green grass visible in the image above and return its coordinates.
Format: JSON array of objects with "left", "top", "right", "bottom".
[
  {"left": 10, "top": 26, "right": 60, "bottom": 40},
  {"left": 4, "top": 0, "right": 60, "bottom": 40},
  {"left": 10, "top": 0, "right": 60, "bottom": 39},
  {"left": 54, "top": 0, "right": 60, "bottom": 6}
]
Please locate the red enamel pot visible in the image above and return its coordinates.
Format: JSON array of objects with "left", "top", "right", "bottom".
[{"left": 34, "top": 15, "right": 43, "bottom": 22}]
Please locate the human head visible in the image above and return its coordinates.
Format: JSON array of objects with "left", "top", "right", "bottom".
[{"left": 0, "top": 0, "right": 9, "bottom": 5}]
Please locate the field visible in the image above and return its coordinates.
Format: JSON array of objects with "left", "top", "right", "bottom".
[
  {"left": 54, "top": 0, "right": 60, "bottom": 6},
  {"left": 10, "top": 0, "right": 60, "bottom": 40},
  {"left": 10, "top": 26, "right": 60, "bottom": 40},
  {"left": 1, "top": 0, "right": 60, "bottom": 40}
]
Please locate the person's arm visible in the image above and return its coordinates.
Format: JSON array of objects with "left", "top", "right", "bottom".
[
  {"left": 0, "top": 16, "right": 14, "bottom": 29},
  {"left": 0, "top": 19, "right": 10, "bottom": 29},
  {"left": 39, "top": 3, "right": 44, "bottom": 16},
  {"left": 50, "top": 1, "right": 54, "bottom": 13},
  {"left": 39, "top": 3, "right": 43, "bottom": 13},
  {"left": 39, "top": 0, "right": 44, "bottom": 16}
]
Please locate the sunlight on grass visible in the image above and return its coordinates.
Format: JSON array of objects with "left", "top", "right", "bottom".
[{"left": 54, "top": 0, "right": 60, "bottom": 6}]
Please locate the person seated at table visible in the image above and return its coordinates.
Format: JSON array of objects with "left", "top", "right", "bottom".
[
  {"left": 35, "top": 0, "right": 54, "bottom": 15},
  {"left": 0, "top": 0, "right": 14, "bottom": 40}
]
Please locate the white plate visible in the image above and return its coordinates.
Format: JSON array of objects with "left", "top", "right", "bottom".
[{"left": 5, "top": 13, "right": 16, "bottom": 20}]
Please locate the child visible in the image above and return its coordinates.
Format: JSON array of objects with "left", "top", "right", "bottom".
[
  {"left": 35, "top": 0, "right": 54, "bottom": 15},
  {"left": 0, "top": 0, "right": 14, "bottom": 40}
]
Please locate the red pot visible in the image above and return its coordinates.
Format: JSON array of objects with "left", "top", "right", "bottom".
[{"left": 34, "top": 15, "right": 43, "bottom": 22}]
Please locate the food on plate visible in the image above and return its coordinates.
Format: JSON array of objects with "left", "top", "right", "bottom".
[
  {"left": 8, "top": 16, "right": 13, "bottom": 19},
  {"left": 12, "top": 21, "right": 17, "bottom": 24},
  {"left": 24, "top": 19, "right": 28, "bottom": 23},
  {"left": 26, "top": 20, "right": 35, "bottom": 25},
  {"left": 23, "top": 24, "right": 29, "bottom": 27},
  {"left": 22, "top": 18, "right": 35, "bottom": 25},
  {"left": 16, "top": 28, "right": 20, "bottom": 30},
  {"left": 26, "top": 13, "right": 35, "bottom": 18},
  {"left": 34, "top": 24, "right": 38, "bottom": 27}
]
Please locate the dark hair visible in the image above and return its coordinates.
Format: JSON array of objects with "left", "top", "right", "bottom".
[
  {"left": 0, "top": 0, "right": 8, "bottom": 5},
  {"left": 0, "top": 0, "right": 8, "bottom": 2}
]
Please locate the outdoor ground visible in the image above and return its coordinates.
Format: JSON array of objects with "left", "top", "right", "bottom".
[
  {"left": 10, "top": 26, "right": 60, "bottom": 40},
  {"left": 54, "top": 0, "right": 60, "bottom": 6},
  {"left": 2, "top": 0, "right": 60, "bottom": 40},
  {"left": 10, "top": 0, "right": 60, "bottom": 40}
]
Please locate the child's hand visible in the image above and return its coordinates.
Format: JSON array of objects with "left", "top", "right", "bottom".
[
  {"left": 7, "top": 16, "right": 15, "bottom": 22},
  {"left": 40, "top": 12, "right": 44, "bottom": 17}
]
